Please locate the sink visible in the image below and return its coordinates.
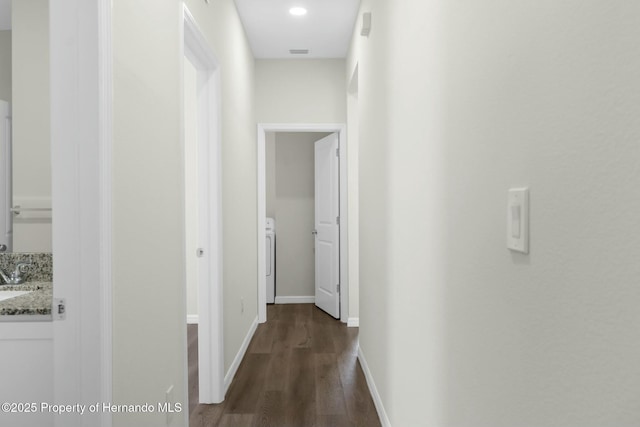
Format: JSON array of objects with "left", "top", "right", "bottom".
[{"left": 0, "top": 291, "right": 31, "bottom": 302}]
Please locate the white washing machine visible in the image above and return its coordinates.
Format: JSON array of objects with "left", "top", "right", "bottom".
[{"left": 265, "top": 218, "right": 276, "bottom": 304}]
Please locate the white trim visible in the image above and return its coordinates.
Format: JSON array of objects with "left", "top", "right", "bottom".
[
  {"left": 182, "top": 5, "right": 225, "bottom": 405},
  {"left": 275, "top": 296, "right": 316, "bottom": 304},
  {"left": 186, "top": 315, "right": 199, "bottom": 325},
  {"left": 0, "top": 100, "right": 11, "bottom": 252},
  {"left": 51, "top": 1, "right": 108, "bottom": 425},
  {"left": 338, "top": 127, "right": 349, "bottom": 325},
  {"left": 98, "top": 0, "right": 113, "bottom": 425},
  {"left": 358, "top": 346, "right": 392, "bottom": 427},
  {"left": 257, "top": 127, "right": 266, "bottom": 323},
  {"left": 257, "top": 124, "right": 349, "bottom": 324},
  {"left": 224, "top": 316, "right": 259, "bottom": 394},
  {"left": 179, "top": 8, "right": 189, "bottom": 424},
  {"left": 347, "top": 317, "right": 359, "bottom": 327}
]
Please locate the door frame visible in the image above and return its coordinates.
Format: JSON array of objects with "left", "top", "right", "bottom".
[
  {"left": 182, "top": 6, "right": 225, "bottom": 404},
  {"left": 51, "top": 0, "right": 113, "bottom": 425},
  {"left": 50, "top": 4, "right": 224, "bottom": 426},
  {"left": 0, "top": 100, "right": 11, "bottom": 252},
  {"left": 256, "top": 124, "right": 348, "bottom": 324}
]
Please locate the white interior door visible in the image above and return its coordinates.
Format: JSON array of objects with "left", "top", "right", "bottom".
[
  {"left": 314, "top": 133, "right": 340, "bottom": 318},
  {"left": 0, "top": 101, "right": 12, "bottom": 253}
]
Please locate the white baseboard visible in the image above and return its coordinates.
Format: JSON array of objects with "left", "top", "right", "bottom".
[
  {"left": 186, "top": 315, "right": 199, "bottom": 324},
  {"left": 358, "top": 345, "right": 392, "bottom": 427},
  {"left": 347, "top": 317, "right": 359, "bottom": 327},
  {"left": 274, "top": 296, "right": 315, "bottom": 304},
  {"left": 224, "top": 316, "right": 258, "bottom": 394}
]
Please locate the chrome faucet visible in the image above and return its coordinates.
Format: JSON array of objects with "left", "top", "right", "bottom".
[{"left": 0, "top": 262, "right": 32, "bottom": 285}]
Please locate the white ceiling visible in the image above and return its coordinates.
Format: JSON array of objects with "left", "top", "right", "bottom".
[
  {"left": 0, "top": 0, "right": 11, "bottom": 31},
  {"left": 0, "top": 0, "right": 361, "bottom": 56},
  {"left": 234, "top": 0, "right": 360, "bottom": 59}
]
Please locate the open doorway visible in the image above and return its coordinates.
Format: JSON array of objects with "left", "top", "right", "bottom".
[
  {"left": 265, "top": 131, "right": 342, "bottom": 318},
  {"left": 182, "top": 6, "right": 224, "bottom": 409},
  {"left": 257, "top": 124, "right": 349, "bottom": 324}
]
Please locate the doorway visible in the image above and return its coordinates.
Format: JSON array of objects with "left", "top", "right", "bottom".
[
  {"left": 265, "top": 132, "right": 341, "bottom": 318},
  {"left": 183, "top": 6, "right": 224, "bottom": 405},
  {"left": 257, "top": 124, "right": 349, "bottom": 324}
]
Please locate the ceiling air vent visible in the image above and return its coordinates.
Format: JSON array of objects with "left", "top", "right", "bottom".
[{"left": 289, "top": 49, "right": 309, "bottom": 55}]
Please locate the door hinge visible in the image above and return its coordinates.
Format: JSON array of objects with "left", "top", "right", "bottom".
[
  {"left": 336, "top": 216, "right": 340, "bottom": 225},
  {"left": 337, "top": 283, "right": 340, "bottom": 293},
  {"left": 336, "top": 147, "right": 340, "bottom": 157},
  {"left": 53, "top": 298, "right": 66, "bottom": 320}
]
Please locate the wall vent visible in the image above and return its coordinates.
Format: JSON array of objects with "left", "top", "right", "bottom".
[{"left": 289, "top": 49, "right": 309, "bottom": 55}]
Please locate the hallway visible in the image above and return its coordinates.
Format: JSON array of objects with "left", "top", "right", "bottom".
[{"left": 189, "top": 304, "right": 381, "bottom": 427}]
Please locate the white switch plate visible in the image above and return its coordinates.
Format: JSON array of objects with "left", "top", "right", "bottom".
[
  {"left": 507, "top": 188, "right": 529, "bottom": 253},
  {"left": 53, "top": 298, "right": 66, "bottom": 320}
]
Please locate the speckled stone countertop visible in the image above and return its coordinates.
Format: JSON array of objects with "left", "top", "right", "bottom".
[
  {"left": 0, "top": 253, "right": 52, "bottom": 281},
  {"left": 0, "top": 282, "right": 52, "bottom": 316}
]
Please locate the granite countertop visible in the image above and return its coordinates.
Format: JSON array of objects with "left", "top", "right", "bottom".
[{"left": 0, "top": 282, "right": 53, "bottom": 316}]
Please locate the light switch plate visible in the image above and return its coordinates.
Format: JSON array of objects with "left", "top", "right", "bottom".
[{"left": 507, "top": 188, "right": 529, "bottom": 253}]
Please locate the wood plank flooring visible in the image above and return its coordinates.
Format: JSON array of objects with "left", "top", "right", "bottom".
[
  {"left": 188, "top": 323, "right": 199, "bottom": 417},
  {"left": 189, "top": 304, "right": 381, "bottom": 427}
]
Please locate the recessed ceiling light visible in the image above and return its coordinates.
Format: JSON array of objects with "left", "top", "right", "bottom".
[{"left": 289, "top": 7, "right": 307, "bottom": 16}]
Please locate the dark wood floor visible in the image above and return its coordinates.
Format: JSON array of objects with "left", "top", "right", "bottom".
[
  {"left": 188, "top": 322, "right": 199, "bottom": 416},
  {"left": 188, "top": 304, "right": 381, "bottom": 427}
]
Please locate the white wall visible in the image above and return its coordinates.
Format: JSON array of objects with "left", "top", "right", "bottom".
[
  {"left": 0, "top": 30, "right": 10, "bottom": 103},
  {"left": 112, "top": 0, "right": 186, "bottom": 424},
  {"left": 184, "top": 0, "right": 257, "bottom": 376},
  {"left": 271, "top": 132, "right": 329, "bottom": 299},
  {"left": 346, "top": 66, "right": 359, "bottom": 321},
  {"left": 349, "top": 1, "right": 640, "bottom": 426},
  {"left": 256, "top": 59, "right": 360, "bottom": 316},
  {"left": 12, "top": 0, "right": 51, "bottom": 252},
  {"left": 13, "top": 221, "right": 51, "bottom": 252},
  {"left": 275, "top": 132, "right": 315, "bottom": 298},
  {"left": 256, "top": 59, "right": 346, "bottom": 123},
  {"left": 112, "top": 1, "right": 256, "bottom": 421},
  {"left": 265, "top": 132, "right": 276, "bottom": 218},
  {"left": 184, "top": 58, "right": 198, "bottom": 319}
]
